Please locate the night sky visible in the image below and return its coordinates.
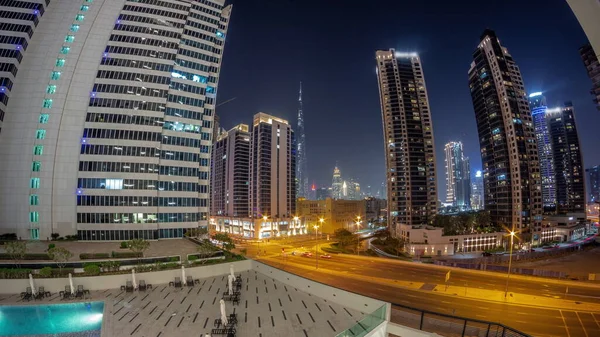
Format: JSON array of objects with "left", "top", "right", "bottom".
[{"left": 217, "top": 0, "right": 600, "bottom": 200}]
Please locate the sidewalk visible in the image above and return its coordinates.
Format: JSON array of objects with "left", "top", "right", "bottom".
[{"left": 265, "top": 256, "right": 600, "bottom": 313}]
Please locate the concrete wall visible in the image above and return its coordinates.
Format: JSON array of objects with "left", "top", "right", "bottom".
[
  {"left": 250, "top": 260, "right": 385, "bottom": 314},
  {"left": 2, "top": 260, "right": 252, "bottom": 294}
]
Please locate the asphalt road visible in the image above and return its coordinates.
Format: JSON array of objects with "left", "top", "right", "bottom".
[
  {"left": 268, "top": 255, "right": 600, "bottom": 337},
  {"left": 237, "top": 236, "right": 600, "bottom": 336},
  {"left": 244, "top": 236, "right": 600, "bottom": 304}
]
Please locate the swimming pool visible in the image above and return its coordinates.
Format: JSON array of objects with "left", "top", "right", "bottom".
[{"left": 0, "top": 302, "right": 104, "bottom": 336}]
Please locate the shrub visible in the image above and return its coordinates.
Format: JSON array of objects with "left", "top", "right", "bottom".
[
  {"left": 111, "top": 251, "right": 142, "bottom": 259},
  {"left": 51, "top": 233, "right": 60, "bottom": 240},
  {"left": 187, "top": 255, "right": 198, "bottom": 261},
  {"left": 120, "top": 241, "right": 128, "bottom": 249},
  {"left": 169, "top": 256, "right": 179, "bottom": 262},
  {"left": 83, "top": 264, "right": 100, "bottom": 276},
  {"left": 39, "top": 267, "right": 52, "bottom": 277},
  {"left": 48, "top": 244, "right": 56, "bottom": 250},
  {"left": 99, "top": 260, "right": 120, "bottom": 272},
  {"left": 0, "top": 233, "right": 17, "bottom": 241},
  {"left": 0, "top": 253, "right": 51, "bottom": 260},
  {"left": 79, "top": 253, "right": 110, "bottom": 260},
  {"left": 0, "top": 268, "right": 32, "bottom": 279}
]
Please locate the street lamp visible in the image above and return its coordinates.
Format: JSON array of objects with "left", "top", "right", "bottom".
[
  {"left": 504, "top": 230, "right": 515, "bottom": 298},
  {"left": 257, "top": 215, "right": 267, "bottom": 256},
  {"left": 314, "top": 224, "right": 320, "bottom": 269},
  {"left": 318, "top": 218, "right": 324, "bottom": 240},
  {"left": 356, "top": 219, "right": 362, "bottom": 255}
]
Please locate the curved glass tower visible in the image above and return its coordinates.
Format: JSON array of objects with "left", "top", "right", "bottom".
[{"left": 0, "top": 0, "right": 232, "bottom": 240}]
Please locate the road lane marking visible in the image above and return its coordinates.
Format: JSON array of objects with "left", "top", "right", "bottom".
[
  {"left": 441, "top": 301, "right": 451, "bottom": 304},
  {"left": 475, "top": 314, "right": 487, "bottom": 318},
  {"left": 575, "top": 312, "right": 589, "bottom": 337},
  {"left": 476, "top": 307, "right": 489, "bottom": 310},
  {"left": 560, "top": 310, "right": 571, "bottom": 337},
  {"left": 592, "top": 313, "right": 600, "bottom": 329},
  {"left": 516, "top": 320, "right": 528, "bottom": 324}
]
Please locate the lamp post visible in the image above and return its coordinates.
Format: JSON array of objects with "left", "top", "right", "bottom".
[
  {"left": 356, "top": 218, "right": 362, "bottom": 255},
  {"left": 504, "top": 231, "right": 515, "bottom": 298},
  {"left": 314, "top": 224, "right": 320, "bottom": 269},
  {"left": 258, "top": 215, "right": 267, "bottom": 256}
]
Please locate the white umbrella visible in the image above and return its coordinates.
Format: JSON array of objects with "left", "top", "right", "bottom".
[
  {"left": 228, "top": 274, "right": 233, "bottom": 294},
  {"left": 229, "top": 264, "right": 234, "bottom": 278},
  {"left": 181, "top": 265, "right": 186, "bottom": 286},
  {"left": 68, "top": 273, "right": 75, "bottom": 295},
  {"left": 131, "top": 268, "right": 137, "bottom": 290},
  {"left": 29, "top": 274, "right": 37, "bottom": 296},
  {"left": 219, "top": 299, "right": 228, "bottom": 326}
]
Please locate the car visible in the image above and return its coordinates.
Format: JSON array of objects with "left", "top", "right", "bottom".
[
  {"left": 320, "top": 254, "right": 332, "bottom": 259},
  {"left": 482, "top": 252, "right": 492, "bottom": 257},
  {"left": 301, "top": 252, "right": 312, "bottom": 257}
]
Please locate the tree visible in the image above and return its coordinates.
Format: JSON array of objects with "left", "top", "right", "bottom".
[
  {"left": 48, "top": 247, "right": 73, "bottom": 272},
  {"left": 213, "top": 233, "right": 235, "bottom": 251},
  {"left": 196, "top": 242, "right": 216, "bottom": 263},
  {"left": 333, "top": 229, "right": 356, "bottom": 248},
  {"left": 129, "top": 239, "right": 150, "bottom": 262},
  {"left": 5, "top": 241, "right": 26, "bottom": 268}
]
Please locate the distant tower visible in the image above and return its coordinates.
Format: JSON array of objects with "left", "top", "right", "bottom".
[
  {"left": 296, "top": 82, "right": 309, "bottom": 199},
  {"left": 529, "top": 93, "right": 557, "bottom": 212},
  {"left": 332, "top": 166, "right": 342, "bottom": 199},
  {"left": 444, "top": 141, "right": 470, "bottom": 208},
  {"left": 471, "top": 170, "right": 484, "bottom": 210}
]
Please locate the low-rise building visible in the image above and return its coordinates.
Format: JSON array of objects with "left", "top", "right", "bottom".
[
  {"left": 297, "top": 198, "right": 366, "bottom": 234},
  {"left": 397, "top": 224, "right": 504, "bottom": 256},
  {"left": 210, "top": 216, "right": 307, "bottom": 239},
  {"left": 539, "top": 213, "right": 587, "bottom": 243}
]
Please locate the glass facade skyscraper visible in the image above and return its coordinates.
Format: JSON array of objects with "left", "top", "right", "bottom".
[
  {"left": 0, "top": 0, "right": 232, "bottom": 240},
  {"left": 444, "top": 141, "right": 471, "bottom": 209},
  {"left": 376, "top": 50, "right": 437, "bottom": 237},
  {"left": 467, "top": 30, "right": 542, "bottom": 239},
  {"left": 529, "top": 93, "right": 557, "bottom": 212}
]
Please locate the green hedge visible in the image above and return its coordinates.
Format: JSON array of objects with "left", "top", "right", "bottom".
[
  {"left": 111, "top": 251, "right": 142, "bottom": 259},
  {"left": 0, "top": 268, "right": 32, "bottom": 279},
  {"left": 79, "top": 253, "right": 110, "bottom": 260},
  {"left": 0, "top": 253, "right": 51, "bottom": 260}
]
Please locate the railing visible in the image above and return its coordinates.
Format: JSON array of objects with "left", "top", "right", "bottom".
[
  {"left": 335, "top": 304, "right": 387, "bottom": 337},
  {"left": 390, "top": 302, "right": 531, "bottom": 337}
]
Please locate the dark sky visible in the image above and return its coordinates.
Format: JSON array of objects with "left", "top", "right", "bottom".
[{"left": 217, "top": 0, "right": 600, "bottom": 200}]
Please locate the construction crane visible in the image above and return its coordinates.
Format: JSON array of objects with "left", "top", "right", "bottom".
[{"left": 216, "top": 97, "right": 236, "bottom": 108}]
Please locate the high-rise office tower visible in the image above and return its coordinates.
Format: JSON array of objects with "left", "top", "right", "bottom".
[
  {"left": 210, "top": 124, "right": 250, "bottom": 217},
  {"left": 471, "top": 170, "right": 484, "bottom": 210},
  {"left": 0, "top": 0, "right": 232, "bottom": 240},
  {"left": 376, "top": 50, "right": 438, "bottom": 236},
  {"left": 529, "top": 93, "right": 557, "bottom": 211},
  {"left": 342, "top": 179, "right": 361, "bottom": 201},
  {"left": 587, "top": 166, "right": 600, "bottom": 202},
  {"left": 316, "top": 187, "right": 332, "bottom": 201},
  {"left": 249, "top": 113, "right": 296, "bottom": 221},
  {"left": 296, "top": 82, "right": 309, "bottom": 199},
  {"left": 332, "top": 166, "right": 342, "bottom": 199},
  {"left": 579, "top": 44, "right": 600, "bottom": 111},
  {"left": 547, "top": 103, "right": 585, "bottom": 213},
  {"left": 444, "top": 141, "right": 471, "bottom": 208},
  {"left": 468, "top": 30, "right": 542, "bottom": 238}
]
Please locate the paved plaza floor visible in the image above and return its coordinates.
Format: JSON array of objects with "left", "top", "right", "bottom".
[{"left": 0, "top": 269, "right": 365, "bottom": 337}]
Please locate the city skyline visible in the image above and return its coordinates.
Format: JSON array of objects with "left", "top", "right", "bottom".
[{"left": 217, "top": 0, "right": 600, "bottom": 201}]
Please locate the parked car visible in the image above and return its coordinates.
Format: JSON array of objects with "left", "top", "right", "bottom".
[
  {"left": 320, "top": 254, "right": 332, "bottom": 259},
  {"left": 301, "top": 252, "right": 312, "bottom": 257}
]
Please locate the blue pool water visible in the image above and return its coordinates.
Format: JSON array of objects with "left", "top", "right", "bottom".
[{"left": 0, "top": 302, "right": 103, "bottom": 336}]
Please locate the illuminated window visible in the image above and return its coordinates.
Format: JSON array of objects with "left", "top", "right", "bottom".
[
  {"left": 65, "top": 35, "right": 75, "bottom": 43},
  {"left": 30, "top": 195, "right": 39, "bottom": 206},
  {"left": 70, "top": 24, "right": 80, "bottom": 32},
  {"left": 85, "top": 0, "right": 93, "bottom": 3},
  {"left": 30, "top": 178, "right": 40, "bottom": 189},
  {"left": 75, "top": 14, "right": 84, "bottom": 21},
  {"left": 206, "top": 86, "right": 215, "bottom": 94},
  {"left": 51, "top": 71, "right": 61, "bottom": 80},
  {"left": 80, "top": 5, "right": 89, "bottom": 11},
  {"left": 103, "top": 179, "right": 123, "bottom": 190},
  {"left": 34, "top": 145, "right": 43, "bottom": 155},
  {"left": 61, "top": 46, "right": 70, "bottom": 54},
  {"left": 36, "top": 129, "right": 46, "bottom": 139},
  {"left": 39, "top": 114, "right": 49, "bottom": 124},
  {"left": 55, "top": 59, "right": 65, "bottom": 67},
  {"left": 29, "top": 212, "right": 39, "bottom": 223},
  {"left": 32, "top": 161, "right": 41, "bottom": 172},
  {"left": 42, "top": 99, "right": 52, "bottom": 108},
  {"left": 46, "top": 85, "right": 57, "bottom": 94}
]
